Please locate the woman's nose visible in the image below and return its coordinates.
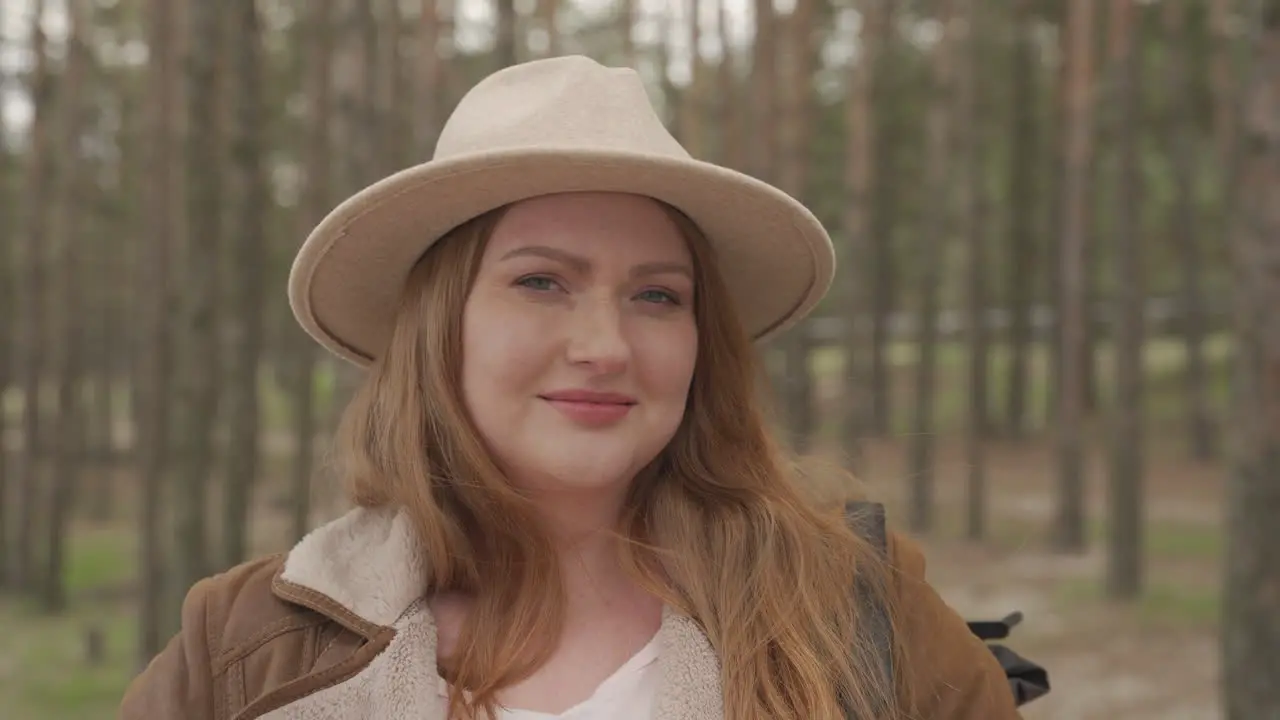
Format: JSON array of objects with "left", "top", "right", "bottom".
[{"left": 563, "top": 297, "right": 630, "bottom": 374}]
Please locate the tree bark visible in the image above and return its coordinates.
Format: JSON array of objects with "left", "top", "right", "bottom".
[
  {"left": 681, "top": 0, "right": 704, "bottom": 159},
  {"left": 1105, "top": 0, "right": 1144, "bottom": 601},
  {"left": 1222, "top": 4, "right": 1280, "bottom": 715},
  {"left": 840, "top": 0, "right": 883, "bottom": 472},
  {"left": 174, "top": 0, "right": 224, "bottom": 598},
  {"left": 42, "top": 0, "right": 92, "bottom": 614},
  {"left": 291, "top": 0, "right": 337, "bottom": 542},
  {"left": 495, "top": 0, "right": 517, "bottom": 69},
  {"left": 542, "top": 0, "right": 562, "bottom": 59},
  {"left": 868, "top": 0, "right": 898, "bottom": 437},
  {"left": 749, "top": 0, "right": 776, "bottom": 185},
  {"left": 907, "top": 0, "right": 955, "bottom": 535},
  {"left": 413, "top": 0, "right": 447, "bottom": 160},
  {"left": 0, "top": 0, "right": 13, "bottom": 590},
  {"left": 960, "top": 0, "right": 989, "bottom": 541},
  {"left": 716, "top": 0, "right": 742, "bottom": 170},
  {"left": 221, "top": 0, "right": 267, "bottom": 570},
  {"left": 137, "top": 0, "right": 182, "bottom": 663},
  {"left": 1054, "top": 0, "right": 1095, "bottom": 554},
  {"left": 1170, "top": 0, "right": 1216, "bottom": 462},
  {"left": 748, "top": 0, "right": 780, "bottom": 414},
  {"left": 777, "top": 0, "right": 815, "bottom": 454},
  {"left": 15, "top": 0, "right": 56, "bottom": 593},
  {"left": 1004, "top": 0, "right": 1037, "bottom": 440}
]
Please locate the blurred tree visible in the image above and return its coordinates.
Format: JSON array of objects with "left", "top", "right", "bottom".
[
  {"left": 542, "top": 0, "right": 563, "bottom": 59},
  {"left": 1004, "top": 0, "right": 1038, "bottom": 440},
  {"left": 778, "top": 0, "right": 817, "bottom": 454},
  {"left": 1167, "top": 0, "right": 1216, "bottom": 463},
  {"left": 43, "top": 0, "right": 93, "bottom": 614},
  {"left": 137, "top": 0, "right": 183, "bottom": 663},
  {"left": 1104, "top": 0, "right": 1144, "bottom": 601},
  {"left": 840, "top": 0, "right": 884, "bottom": 473},
  {"left": 16, "top": 0, "right": 56, "bottom": 595},
  {"left": 906, "top": 0, "right": 956, "bottom": 535},
  {"left": 0, "top": 0, "right": 13, "bottom": 591},
  {"left": 221, "top": 0, "right": 268, "bottom": 570},
  {"left": 868, "top": 0, "right": 898, "bottom": 437},
  {"left": 1054, "top": 0, "right": 1094, "bottom": 554},
  {"left": 497, "top": 0, "right": 518, "bottom": 68},
  {"left": 173, "top": 0, "right": 225, "bottom": 600},
  {"left": 288, "top": 0, "right": 336, "bottom": 545},
  {"left": 1222, "top": 2, "right": 1280, "bottom": 715},
  {"left": 960, "top": 0, "right": 989, "bottom": 541}
]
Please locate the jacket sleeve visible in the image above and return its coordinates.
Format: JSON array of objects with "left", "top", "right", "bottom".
[
  {"left": 118, "top": 577, "right": 217, "bottom": 720},
  {"left": 889, "top": 531, "right": 1023, "bottom": 719}
]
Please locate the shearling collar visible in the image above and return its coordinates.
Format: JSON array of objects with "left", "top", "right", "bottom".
[{"left": 265, "top": 505, "right": 725, "bottom": 720}]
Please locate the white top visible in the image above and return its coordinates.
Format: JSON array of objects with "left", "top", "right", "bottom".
[{"left": 437, "top": 636, "right": 661, "bottom": 720}]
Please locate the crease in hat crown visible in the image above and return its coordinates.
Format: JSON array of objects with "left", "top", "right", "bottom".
[{"left": 433, "top": 55, "right": 690, "bottom": 161}]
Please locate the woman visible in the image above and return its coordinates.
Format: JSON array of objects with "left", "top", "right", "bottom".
[{"left": 119, "top": 55, "right": 1017, "bottom": 720}]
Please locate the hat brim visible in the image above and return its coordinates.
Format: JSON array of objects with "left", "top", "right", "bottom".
[{"left": 289, "top": 148, "right": 835, "bottom": 367}]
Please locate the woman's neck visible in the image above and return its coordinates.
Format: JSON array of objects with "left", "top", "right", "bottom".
[{"left": 527, "top": 489, "right": 659, "bottom": 622}]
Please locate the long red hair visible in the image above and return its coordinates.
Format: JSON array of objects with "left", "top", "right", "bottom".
[{"left": 335, "top": 201, "right": 910, "bottom": 719}]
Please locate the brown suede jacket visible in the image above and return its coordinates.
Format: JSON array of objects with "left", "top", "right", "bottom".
[{"left": 117, "top": 506, "right": 1021, "bottom": 720}]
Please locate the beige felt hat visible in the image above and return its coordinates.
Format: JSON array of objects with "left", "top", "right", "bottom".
[{"left": 289, "top": 54, "right": 835, "bottom": 367}]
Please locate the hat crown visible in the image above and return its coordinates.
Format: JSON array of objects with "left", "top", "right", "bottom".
[{"left": 433, "top": 55, "right": 690, "bottom": 162}]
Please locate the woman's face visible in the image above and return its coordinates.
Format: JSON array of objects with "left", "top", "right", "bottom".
[{"left": 460, "top": 192, "right": 698, "bottom": 504}]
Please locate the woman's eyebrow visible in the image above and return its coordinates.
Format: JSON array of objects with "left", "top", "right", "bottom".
[
  {"left": 499, "top": 245, "right": 589, "bottom": 273},
  {"left": 500, "top": 246, "right": 693, "bottom": 281},
  {"left": 631, "top": 261, "right": 693, "bottom": 281}
]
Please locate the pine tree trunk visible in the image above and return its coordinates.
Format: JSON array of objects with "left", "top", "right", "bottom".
[
  {"left": 1168, "top": 0, "right": 1216, "bottom": 462},
  {"left": 840, "top": 0, "right": 883, "bottom": 473},
  {"left": 868, "top": 1, "right": 897, "bottom": 437},
  {"left": 221, "top": 0, "right": 267, "bottom": 570},
  {"left": 749, "top": 0, "right": 776, "bottom": 186},
  {"left": 42, "top": 0, "right": 92, "bottom": 614},
  {"left": 174, "top": 0, "right": 224, "bottom": 599},
  {"left": 495, "top": 0, "right": 517, "bottom": 69},
  {"left": 15, "top": 0, "right": 56, "bottom": 593},
  {"left": 414, "top": 0, "right": 447, "bottom": 160},
  {"left": 777, "top": 1, "right": 814, "bottom": 455},
  {"left": 137, "top": 0, "right": 182, "bottom": 664},
  {"left": 289, "top": 0, "right": 337, "bottom": 544},
  {"left": 542, "top": 0, "right": 562, "bottom": 59},
  {"left": 749, "top": 0, "right": 780, "bottom": 412},
  {"left": 1054, "top": 0, "right": 1095, "bottom": 554},
  {"left": 1105, "top": 0, "right": 1143, "bottom": 600},
  {"left": 0, "top": 0, "right": 13, "bottom": 591},
  {"left": 681, "top": 0, "right": 704, "bottom": 159},
  {"left": 908, "top": 0, "right": 955, "bottom": 535},
  {"left": 1222, "top": 5, "right": 1280, "bottom": 714},
  {"left": 1004, "top": 0, "right": 1037, "bottom": 440},
  {"left": 961, "top": 0, "right": 989, "bottom": 541},
  {"left": 716, "top": 0, "right": 741, "bottom": 170}
]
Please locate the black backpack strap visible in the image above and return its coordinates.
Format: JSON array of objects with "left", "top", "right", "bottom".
[{"left": 844, "top": 501, "right": 894, "bottom": 716}]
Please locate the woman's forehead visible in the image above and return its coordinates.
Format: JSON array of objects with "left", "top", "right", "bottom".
[{"left": 485, "top": 192, "right": 694, "bottom": 265}]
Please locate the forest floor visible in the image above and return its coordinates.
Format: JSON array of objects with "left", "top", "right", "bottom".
[
  {"left": 0, "top": 431, "right": 1224, "bottom": 720},
  {"left": 851, "top": 436, "right": 1223, "bottom": 720}
]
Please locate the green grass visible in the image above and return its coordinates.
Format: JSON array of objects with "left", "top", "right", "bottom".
[
  {"left": 0, "top": 528, "right": 139, "bottom": 719},
  {"left": 809, "top": 333, "right": 1234, "bottom": 438},
  {"left": 1055, "top": 577, "right": 1220, "bottom": 631},
  {"left": 0, "top": 602, "right": 137, "bottom": 720},
  {"left": 63, "top": 528, "right": 136, "bottom": 598},
  {"left": 930, "top": 506, "right": 1223, "bottom": 563}
]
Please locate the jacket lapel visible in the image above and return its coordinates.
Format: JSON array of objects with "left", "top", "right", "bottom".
[{"left": 270, "top": 506, "right": 726, "bottom": 720}]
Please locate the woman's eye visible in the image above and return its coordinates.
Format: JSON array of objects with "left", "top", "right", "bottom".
[
  {"left": 637, "top": 288, "right": 680, "bottom": 305},
  {"left": 515, "top": 275, "right": 561, "bottom": 292}
]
